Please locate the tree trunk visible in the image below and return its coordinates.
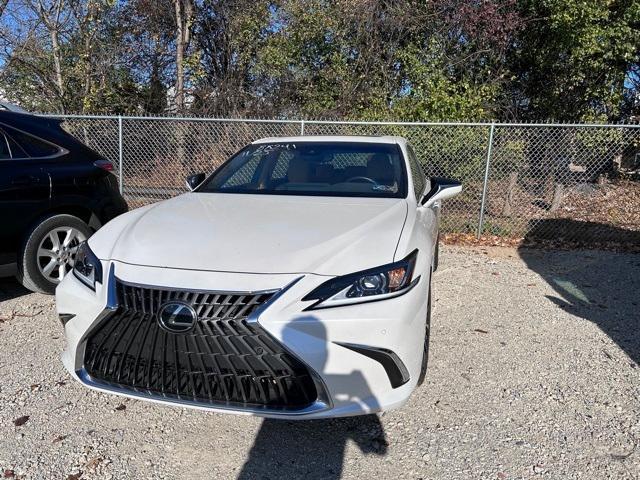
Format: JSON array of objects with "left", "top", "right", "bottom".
[
  {"left": 174, "top": 0, "right": 184, "bottom": 112},
  {"left": 49, "top": 27, "right": 65, "bottom": 108},
  {"left": 36, "top": 0, "right": 66, "bottom": 111},
  {"left": 501, "top": 171, "right": 518, "bottom": 217},
  {"left": 174, "top": 0, "right": 193, "bottom": 113},
  {"left": 174, "top": 0, "right": 193, "bottom": 170},
  {"left": 80, "top": 7, "right": 96, "bottom": 114}
]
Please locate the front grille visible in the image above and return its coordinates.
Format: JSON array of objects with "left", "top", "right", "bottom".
[{"left": 83, "top": 280, "right": 318, "bottom": 410}]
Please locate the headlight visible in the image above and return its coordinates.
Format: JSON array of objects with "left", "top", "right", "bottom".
[
  {"left": 302, "top": 250, "right": 419, "bottom": 309},
  {"left": 73, "top": 242, "right": 103, "bottom": 290}
]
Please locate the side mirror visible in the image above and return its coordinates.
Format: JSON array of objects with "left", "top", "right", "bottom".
[
  {"left": 186, "top": 173, "right": 206, "bottom": 191},
  {"left": 421, "top": 177, "right": 462, "bottom": 208}
]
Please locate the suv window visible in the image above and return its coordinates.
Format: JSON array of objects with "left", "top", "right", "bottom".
[
  {"left": 2, "top": 125, "right": 61, "bottom": 158},
  {"left": 407, "top": 144, "right": 427, "bottom": 197},
  {"left": 0, "top": 133, "right": 11, "bottom": 159}
]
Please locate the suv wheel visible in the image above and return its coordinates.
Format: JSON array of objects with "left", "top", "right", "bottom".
[
  {"left": 417, "top": 270, "right": 432, "bottom": 386},
  {"left": 18, "top": 214, "right": 92, "bottom": 294}
]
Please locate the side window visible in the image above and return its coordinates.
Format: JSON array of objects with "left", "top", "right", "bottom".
[
  {"left": 407, "top": 145, "right": 426, "bottom": 197},
  {"left": 2, "top": 125, "right": 61, "bottom": 158},
  {"left": 0, "top": 132, "right": 11, "bottom": 159},
  {"left": 6, "top": 134, "right": 28, "bottom": 158}
]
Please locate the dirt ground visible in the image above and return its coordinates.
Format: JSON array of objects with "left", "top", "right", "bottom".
[{"left": 0, "top": 246, "right": 638, "bottom": 480}]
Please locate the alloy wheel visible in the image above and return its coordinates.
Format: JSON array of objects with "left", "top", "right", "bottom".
[{"left": 36, "top": 227, "right": 87, "bottom": 283}]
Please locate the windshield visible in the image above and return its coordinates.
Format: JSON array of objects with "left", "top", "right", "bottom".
[{"left": 198, "top": 141, "right": 407, "bottom": 198}]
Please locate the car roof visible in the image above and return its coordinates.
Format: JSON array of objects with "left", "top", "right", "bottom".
[
  {"left": 0, "top": 110, "right": 101, "bottom": 158},
  {"left": 0, "top": 110, "right": 62, "bottom": 130},
  {"left": 252, "top": 135, "right": 407, "bottom": 147},
  {"left": 0, "top": 101, "right": 29, "bottom": 113}
]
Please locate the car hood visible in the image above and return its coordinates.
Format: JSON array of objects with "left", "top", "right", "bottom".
[{"left": 90, "top": 193, "right": 408, "bottom": 276}]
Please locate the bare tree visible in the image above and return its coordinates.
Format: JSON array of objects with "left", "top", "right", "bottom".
[
  {"left": 173, "top": 0, "right": 193, "bottom": 112},
  {"left": 34, "top": 0, "right": 67, "bottom": 106},
  {"left": 0, "top": 0, "right": 72, "bottom": 111},
  {"left": 66, "top": 0, "right": 101, "bottom": 112}
]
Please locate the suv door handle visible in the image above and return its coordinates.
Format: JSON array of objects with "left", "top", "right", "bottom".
[{"left": 11, "top": 175, "right": 41, "bottom": 185}]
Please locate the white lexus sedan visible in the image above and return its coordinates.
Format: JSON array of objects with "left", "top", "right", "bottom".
[{"left": 56, "top": 136, "right": 461, "bottom": 419}]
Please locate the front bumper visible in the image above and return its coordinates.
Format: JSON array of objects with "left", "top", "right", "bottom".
[{"left": 56, "top": 260, "right": 428, "bottom": 419}]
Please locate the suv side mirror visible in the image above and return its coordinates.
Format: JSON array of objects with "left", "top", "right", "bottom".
[
  {"left": 186, "top": 173, "right": 206, "bottom": 191},
  {"left": 421, "top": 177, "right": 462, "bottom": 208}
]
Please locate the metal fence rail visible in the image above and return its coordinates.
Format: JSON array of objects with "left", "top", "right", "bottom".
[{"left": 52, "top": 115, "right": 640, "bottom": 243}]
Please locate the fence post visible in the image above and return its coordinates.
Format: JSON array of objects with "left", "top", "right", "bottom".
[
  {"left": 300, "top": 120, "right": 305, "bottom": 136},
  {"left": 118, "top": 115, "right": 124, "bottom": 194},
  {"left": 477, "top": 122, "right": 495, "bottom": 238}
]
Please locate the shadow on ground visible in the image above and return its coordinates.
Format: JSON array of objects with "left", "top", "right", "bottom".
[
  {"left": 238, "top": 415, "right": 387, "bottom": 479},
  {"left": 0, "top": 277, "right": 31, "bottom": 303},
  {"left": 523, "top": 218, "right": 640, "bottom": 249},
  {"left": 519, "top": 221, "right": 640, "bottom": 365}
]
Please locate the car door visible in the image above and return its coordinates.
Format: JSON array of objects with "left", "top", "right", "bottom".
[{"left": 0, "top": 128, "right": 50, "bottom": 258}]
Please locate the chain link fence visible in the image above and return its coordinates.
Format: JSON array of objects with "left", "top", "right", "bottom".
[{"left": 54, "top": 115, "right": 640, "bottom": 245}]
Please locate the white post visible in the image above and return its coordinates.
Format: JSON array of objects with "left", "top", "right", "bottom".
[
  {"left": 118, "top": 116, "right": 124, "bottom": 194},
  {"left": 477, "top": 123, "right": 495, "bottom": 237},
  {"left": 300, "top": 120, "right": 305, "bottom": 136}
]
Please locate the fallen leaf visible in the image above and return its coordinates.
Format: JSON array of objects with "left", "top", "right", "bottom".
[
  {"left": 85, "top": 457, "right": 102, "bottom": 471},
  {"left": 491, "top": 272, "right": 500, "bottom": 276},
  {"left": 474, "top": 329, "right": 489, "bottom": 334},
  {"left": 3, "top": 470, "right": 14, "bottom": 478},
  {"left": 67, "top": 473, "right": 82, "bottom": 480},
  {"left": 115, "top": 404, "right": 126, "bottom": 411},
  {"left": 52, "top": 435, "right": 68, "bottom": 443},
  {"left": 13, "top": 416, "right": 29, "bottom": 427},
  {"left": 532, "top": 464, "right": 546, "bottom": 474}
]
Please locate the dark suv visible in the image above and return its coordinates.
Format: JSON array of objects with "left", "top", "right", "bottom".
[{"left": 0, "top": 111, "right": 127, "bottom": 293}]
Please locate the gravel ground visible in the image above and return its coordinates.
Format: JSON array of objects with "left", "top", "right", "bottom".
[{"left": 0, "top": 246, "right": 638, "bottom": 480}]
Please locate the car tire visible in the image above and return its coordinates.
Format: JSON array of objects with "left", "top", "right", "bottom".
[
  {"left": 17, "top": 214, "right": 92, "bottom": 294},
  {"left": 417, "top": 271, "right": 432, "bottom": 386}
]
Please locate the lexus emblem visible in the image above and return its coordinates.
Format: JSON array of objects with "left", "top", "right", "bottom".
[{"left": 157, "top": 301, "right": 197, "bottom": 333}]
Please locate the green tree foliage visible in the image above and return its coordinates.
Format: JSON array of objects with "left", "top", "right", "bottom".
[
  {"left": 253, "top": 0, "right": 408, "bottom": 118},
  {"left": 192, "top": 0, "right": 273, "bottom": 115},
  {"left": 379, "top": 0, "right": 523, "bottom": 121},
  {"left": 0, "top": 0, "right": 637, "bottom": 120},
  {"left": 511, "top": 0, "right": 640, "bottom": 121}
]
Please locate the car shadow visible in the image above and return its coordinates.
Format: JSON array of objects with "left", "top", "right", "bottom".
[
  {"left": 0, "top": 277, "right": 31, "bottom": 302},
  {"left": 238, "top": 316, "right": 388, "bottom": 479},
  {"left": 237, "top": 415, "right": 387, "bottom": 480},
  {"left": 522, "top": 218, "right": 640, "bottom": 247},
  {"left": 519, "top": 220, "right": 640, "bottom": 366}
]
